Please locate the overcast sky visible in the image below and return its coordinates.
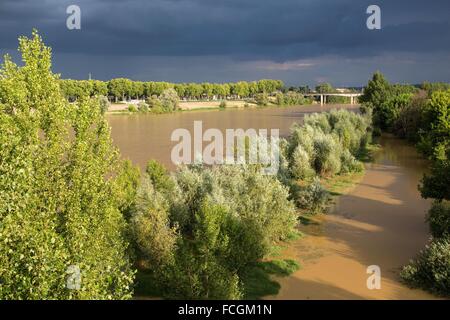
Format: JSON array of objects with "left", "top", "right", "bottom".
[{"left": 0, "top": 0, "right": 449, "bottom": 86}]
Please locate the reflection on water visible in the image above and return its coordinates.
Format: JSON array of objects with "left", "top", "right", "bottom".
[{"left": 107, "top": 104, "right": 358, "bottom": 170}]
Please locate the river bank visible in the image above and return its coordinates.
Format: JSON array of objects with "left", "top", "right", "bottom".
[{"left": 268, "top": 134, "right": 439, "bottom": 300}]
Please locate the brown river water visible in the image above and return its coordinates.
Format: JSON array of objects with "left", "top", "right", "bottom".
[
  {"left": 107, "top": 105, "right": 439, "bottom": 300},
  {"left": 107, "top": 104, "right": 357, "bottom": 170}
]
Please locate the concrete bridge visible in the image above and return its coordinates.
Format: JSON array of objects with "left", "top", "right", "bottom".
[{"left": 304, "top": 92, "right": 362, "bottom": 105}]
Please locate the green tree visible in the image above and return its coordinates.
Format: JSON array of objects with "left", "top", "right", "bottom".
[
  {"left": 145, "top": 160, "right": 175, "bottom": 194},
  {"left": 419, "top": 90, "right": 450, "bottom": 159},
  {"left": 167, "top": 200, "right": 242, "bottom": 299},
  {"left": 0, "top": 30, "right": 134, "bottom": 299},
  {"left": 108, "top": 78, "right": 132, "bottom": 102},
  {"left": 248, "top": 81, "right": 259, "bottom": 96},
  {"left": 202, "top": 83, "right": 214, "bottom": 99},
  {"left": 174, "top": 83, "right": 187, "bottom": 98},
  {"left": 131, "top": 178, "right": 177, "bottom": 270},
  {"left": 255, "top": 92, "right": 269, "bottom": 106},
  {"left": 160, "top": 88, "right": 179, "bottom": 111},
  {"left": 234, "top": 81, "right": 250, "bottom": 98},
  {"left": 420, "top": 153, "right": 450, "bottom": 201},
  {"left": 421, "top": 82, "right": 450, "bottom": 95},
  {"left": 185, "top": 83, "right": 203, "bottom": 99},
  {"left": 315, "top": 83, "right": 334, "bottom": 93},
  {"left": 131, "top": 81, "right": 145, "bottom": 99},
  {"left": 92, "top": 80, "right": 108, "bottom": 97},
  {"left": 97, "top": 95, "right": 111, "bottom": 114},
  {"left": 374, "top": 93, "right": 413, "bottom": 130},
  {"left": 360, "top": 71, "right": 391, "bottom": 110},
  {"left": 114, "top": 160, "right": 141, "bottom": 219}
]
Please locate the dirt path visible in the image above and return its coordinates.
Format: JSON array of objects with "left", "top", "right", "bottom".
[{"left": 269, "top": 135, "right": 439, "bottom": 300}]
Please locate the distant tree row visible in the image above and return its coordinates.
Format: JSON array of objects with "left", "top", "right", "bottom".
[
  {"left": 282, "top": 83, "right": 359, "bottom": 95},
  {"left": 59, "top": 78, "right": 284, "bottom": 102}
]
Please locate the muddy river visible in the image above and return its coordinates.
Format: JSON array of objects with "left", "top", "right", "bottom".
[{"left": 107, "top": 104, "right": 357, "bottom": 170}]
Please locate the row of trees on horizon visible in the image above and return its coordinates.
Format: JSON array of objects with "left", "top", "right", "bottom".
[
  {"left": 59, "top": 78, "right": 284, "bottom": 102},
  {"left": 59, "top": 78, "right": 374, "bottom": 103}
]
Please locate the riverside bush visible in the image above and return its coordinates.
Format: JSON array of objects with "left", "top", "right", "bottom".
[
  {"left": 340, "top": 149, "right": 364, "bottom": 174},
  {"left": 160, "top": 88, "right": 179, "bottom": 112},
  {"left": 276, "top": 92, "right": 285, "bottom": 106},
  {"left": 393, "top": 91, "right": 427, "bottom": 142},
  {"left": 146, "top": 92, "right": 178, "bottom": 114},
  {"left": 401, "top": 238, "right": 450, "bottom": 296},
  {"left": 172, "top": 164, "right": 297, "bottom": 245},
  {"left": 288, "top": 124, "right": 317, "bottom": 158},
  {"left": 290, "top": 145, "right": 315, "bottom": 180},
  {"left": 131, "top": 163, "right": 297, "bottom": 299},
  {"left": 114, "top": 160, "right": 141, "bottom": 219},
  {"left": 98, "top": 95, "right": 110, "bottom": 114},
  {"left": 304, "top": 113, "right": 332, "bottom": 134},
  {"left": 295, "top": 178, "right": 330, "bottom": 214},
  {"left": 312, "top": 133, "right": 342, "bottom": 176},
  {"left": 427, "top": 201, "right": 450, "bottom": 239},
  {"left": 327, "top": 96, "right": 350, "bottom": 104},
  {"left": 328, "top": 109, "right": 372, "bottom": 151},
  {"left": 255, "top": 92, "right": 269, "bottom": 106},
  {"left": 287, "top": 110, "right": 371, "bottom": 178},
  {"left": 374, "top": 93, "right": 413, "bottom": 130},
  {"left": 276, "top": 91, "right": 310, "bottom": 106},
  {"left": 145, "top": 160, "right": 176, "bottom": 194},
  {"left": 131, "top": 178, "right": 177, "bottom": 269},
  {"left": 284, "top": 109, "right": 371, "bottom": 212},
  {"left": 138, "top": 101, "right": 149, "bottom": 113},
  {"left": 165, "top": 200, "right": 242, "bottom": 299}
]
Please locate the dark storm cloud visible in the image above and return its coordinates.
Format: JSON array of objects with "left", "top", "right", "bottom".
[{"left": 0, "top": 0, "right": 449, "bottom": 85}]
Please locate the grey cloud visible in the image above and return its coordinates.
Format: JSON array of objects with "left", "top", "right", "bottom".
[{"left": 0, "top": 0, "right": 448, "bottom": 85}]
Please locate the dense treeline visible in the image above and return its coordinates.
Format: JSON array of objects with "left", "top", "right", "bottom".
[
  {"left": 60, "top": 78, "right": 358, "bottom": 108},
  {"left": 0, "top": 31, "right": 372, "bottom": 299},
  {"left": 361, "top": 72, "right": 450, "bottom": 296},
  {"left": 59, "top": 78, "right": 284, "bottom": 102}
]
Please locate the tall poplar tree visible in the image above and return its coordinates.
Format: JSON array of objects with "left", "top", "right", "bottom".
[{"left": 0, "top": 30, "right": 134, "bottom": 299}]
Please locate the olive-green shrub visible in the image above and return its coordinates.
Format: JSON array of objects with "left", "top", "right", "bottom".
[
  {"left": 427, "top": 201, "right": 450, "bottom": 239},
  {"left": 294, "top": 178, "right": 330, "bottom": 214},
  {"left": 401, "top": 238, "right": 450, "bottom": 296}
]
